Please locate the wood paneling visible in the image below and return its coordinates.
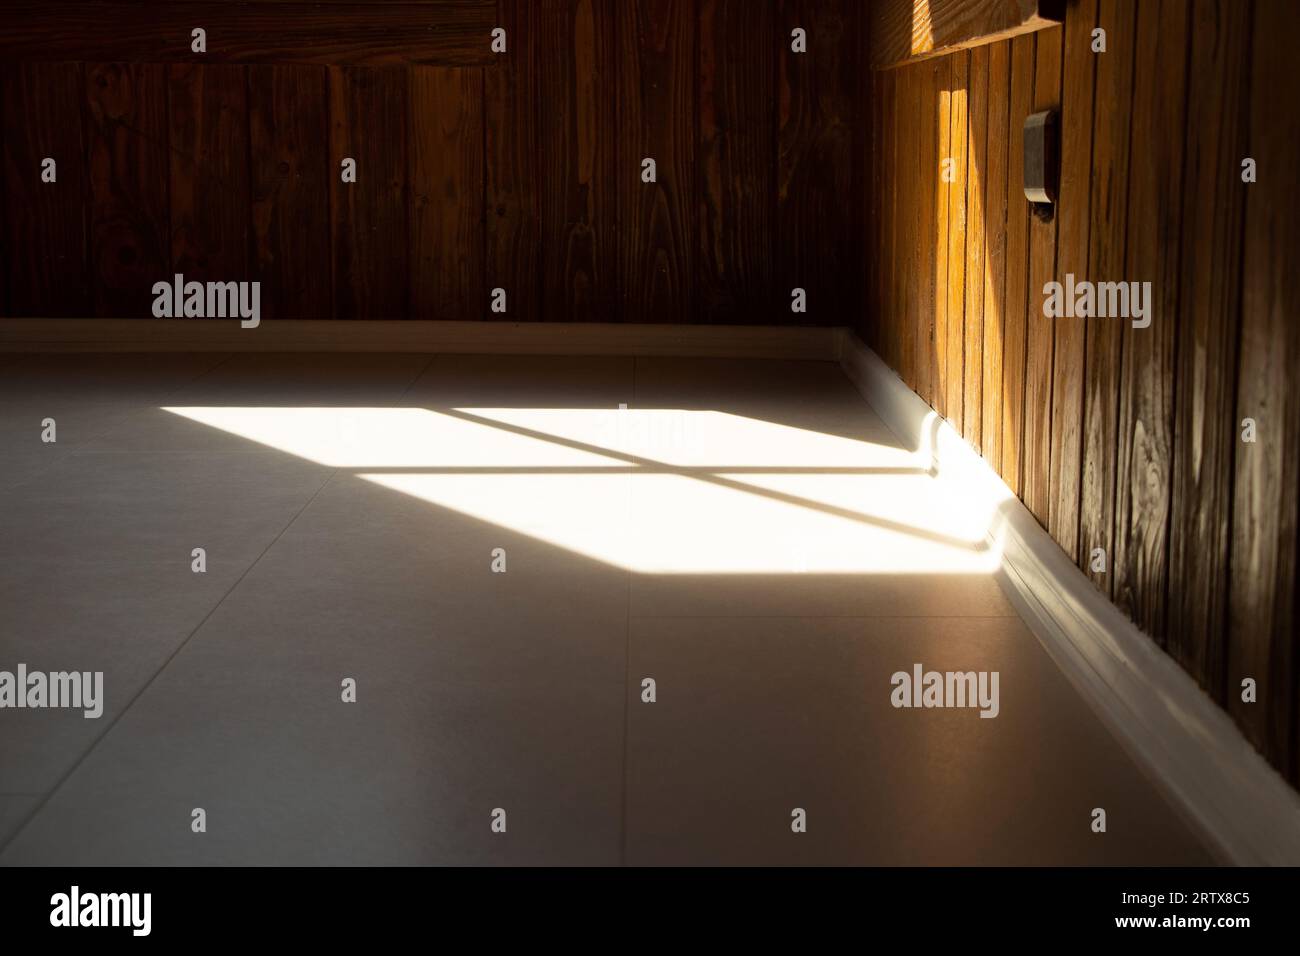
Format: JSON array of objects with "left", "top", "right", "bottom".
[
  {"left": 538, "top": 0, "right": 618, "bottom": 323},
  {"left": 1231, "top": 0, "right": 1300, "bottom": 778},
  {"left": 248, "top": 65, "right": 331, "bottom": 319},
  {"left": 1079, "top": 0, "right": 1137, "bottom": 598},
  {"left": 870, "top": 0, "right": 1065, "bottom": 69},
  {"left": 1112, "top": 0, "right": 1188, "bottom": 638},
  {"left": 999, "top": 33, "right": 1034, "bottom": 495},
  {"left": 85, "top": 63, "right": 170, "bottom": 317},
  {"left": 329, "top": 66, "right": 409, "bottom": 319},
  {"left": 0, "top": 1, "right": 495, "bottom": 66},
  {"left": 1168, "top": 0, "right": 1251, "bottom": 698},
  {"left": 698, "top": 0, "right": 776, "bottom": 324},
  {"left": 1, "top": 63, "right": 91, "bottom": 316},
  {"left": 945, "top": 51, "right": 969, "bottom": 432},
  {"left": 867, "top": 0, "right": 1300, "bottom": 782},
  {"left": 168, "top": 64, "right": 249, "bottom": 282},
  {"left": 619, "top": 0, "right": 696, "bottom": 324},
  {"left": 1022, "top": 26, "right": 1060, "bottom": 526},
  {"left": 409, "top": 67, "right": 483, "bottom": 321},
  {"left": 486, "top": 0, "right": 541, "bottom": 322},
  {"left": 1046, "top": 0, "right": 1097, "bottom": 561},
  {"left": 979, "top": 40, "right": 1009, "bottom": 469},
  {"left": 778, "top": 0, "right": 856, "bottom": 325}
]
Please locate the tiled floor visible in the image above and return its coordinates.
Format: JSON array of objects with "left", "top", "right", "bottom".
[{"left": 0, "top": 352, "right": 1212, "bottom": 864}]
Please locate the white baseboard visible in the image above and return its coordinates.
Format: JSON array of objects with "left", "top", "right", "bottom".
[
  {"left": 0, "top": 318, "right": 842, "bottom": 360},
  {"left": 840, "top": 332, "right": 1300, "bottom": 866}
]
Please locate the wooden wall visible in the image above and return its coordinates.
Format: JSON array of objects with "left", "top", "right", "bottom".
[
  {"left": 864, "top": 0, "right": 1300, "bottom": 783},
  {"left": 0, "top": 0, "right": 861, "bottom": 324}
]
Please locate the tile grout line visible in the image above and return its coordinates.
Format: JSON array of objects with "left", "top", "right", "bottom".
[{"left": 0, "top": 460, "right": 340, "bottom": 858}]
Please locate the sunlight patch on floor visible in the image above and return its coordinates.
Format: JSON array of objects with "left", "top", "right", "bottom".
[{"left": 163, "top": 405, "right": 1000, "bottom": 575}]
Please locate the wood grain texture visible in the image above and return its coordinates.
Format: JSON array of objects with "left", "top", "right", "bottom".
[
  {"left": 1021, "top": 26, "right": 1060, "bottom": 527},
  {"left": 933, "top": 55, "right": 953, "bottom": 416},
  {"left": 910, "top": 61, "right": 938, "bottom": 399},
  {"left": 698, "top": 0, "right": 776, "bottom": 324},
  {"left": 538, "top": 0, "right": 617, "bottom": 323},
  {"left": 1046, "top": 0, "right": 1097, "bottom": 561},
  {"left": 410, "top": 67, "right": 484, "bottom": 322},
  {"left": 1, "top": 63, "right": 91, "bottom": 316},
  {"left": 168, "top": 64, "right": 249, "bottom": 282},
  {"left": 999, "top": 32, "right": 1035, "bottom": 495},
  {"left": 329, "top": 65, "right": 408, "bottom": 319},
  {"left": 870, "top": 0, "right": 1065, "bottom": 69},
  {"left": 1230, "top": 0, "right": 1300, "bottom": 777},
  {"left": 85, "top": 63, "right": 170, "bottom": 317},
  {"left": 962, "top": 44, "right": 988, "bottom": 449},
  {"left": 1167, "top": 0, "right": 1251, "bottom": 698},
  {"left": 1079, "top": 0, "right": 1137, "bottom": 597},
  {"left": 0, "top": 1, "right": 495, "bottom": 66},
  {"left": 486, "top": 0, "right": 541, "bottom": 321},
  {"left": 980, "top": 40, "right": 1010, "bottom": 469},
  {"left": 1113, "top": 0, "right": 1188, "bottom": 638},
  {"left": 248, "top": 64, "right": 331, "bottom": 319},
  {"left": 619, "top": 0, "right": 695, "bottom": 324},
  {"left": 777, "top": 0, "right": 855, "bottom": 326},
  {"left": 945, "top": 51, "right": 969, "bottom": 432}
]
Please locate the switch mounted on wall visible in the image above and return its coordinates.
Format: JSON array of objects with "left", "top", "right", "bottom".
[{"left": 1024, "top": 109, "right": 1059, "bottom": 221}]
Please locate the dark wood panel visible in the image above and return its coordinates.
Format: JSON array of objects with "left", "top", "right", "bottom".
[
  {"left": 618, "top": 0, "right": 695, "bottom": 325},
  {"left": 962, "top": 45, "right": 988, "bottom": 448},
  {"left": 1167, "top": 0, "right": 1251, "bottom": 698},
  {"left": 2, "top": 63, "right": 91, "bottom": 316},
  {"left": 870, "top": 0, "right": 1065, "bottom": 69},
  {"left": 168, "top": 64, "right": 249, "bottom": 282},
  {"left": 0, "top": 2, "right": 495, "bottom": 66},
  {"left": 698, "top": 0, "right": 775, "bottom": 324},
  {"left": 1113, "top": 0, "right": 1188, "bottom": 638},
  {"left": 409, "top": 67, "right": 484, "bottom": 321},
  {"left": 777, "top": 0, "right": 855, "bottom": 326},
  {"left": 1022, "top": 26, "right": 1060, "bottom": 527},
  {"left": 1230, "top": 0, "right": 1300, "bottom": 777},
  {"left": 485, "top": 0, "right": 541, "bottom": 322},
  {"left": 329, "top": 65, "right": 408, "bottom": 319},
  {"left": 248, "top": 64, "right": 331, "bottom": 319},
  {"left": 1046, "top": 0, "right": 1097, "bottom": 561},
  {"left": 999, "top": 32, "right": 1034, "bottom": 495},
  {"left": 538, "top": 0, "right": 618, "bottom": 323},
  {"left": 1079, "top": 0, "right": 1138, "bottom": 597},
  {"left": 85, "top": 63, "right": 170, "bottom": 317},
  {"left": 980, "top": 39, "right": 1010, "bottom": 469}
]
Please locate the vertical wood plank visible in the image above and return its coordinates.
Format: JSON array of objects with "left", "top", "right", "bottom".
[
  {"left": 538, "top": 0, "right": 617, "bottom": 323},
  {"left": 248, "top": 64, "right": 330, "bottom": 320},
  {"left": 1230, "top": 0, "right": 1300, "bottom": 777},
  {"left": 1079, "top": 0, "right": 1138, "bottom": 596},
  {"left": 486, "top": 0, "right": 541, "bottom": 322},
  {"left": 1168, "top": 0, "right": 1251, "bottom": 697},
  {"left": 933, "top": 56, "right": 952, "bottom": 416},
  {"left": 1000, "top": 33, "right": 1035, "bottom": 495},
  {"left": 910, "top": 61, "right": 935, "bottom": 400},
  {"left": 85, "top": 63, "right": 169, "bottom": 317},
  {"left": 980, "top": 40, "right": 1010, "bottom": 470},
  {"left": 777, "top": 0, "right": 854, "bottom": 326},
  {"left": 410, "top": 67, "right": 484, "bottom": 321},
  {"left": 329, "top": 65, "right": 408, "bottom": 319},
  {"left": 1047, "top": 0, "right": 1098, "bottom": 560},
  {"left": 168, "top": 64, "right": 249, "bottom": 283},
  {"left": 962, "top": 45, "right": 988, "bottom": 450},
  {"left": 1022, "top": 26, "right": 1061, "bottom": 526},
  {"left": 698, "top": 0, "right": 775, "bottom": 324},
  {"left": 945, "top": 51, "right": 969, "bottom": 433},
  {"left": 2, "top": 63, "right": 91, "bottom": 316},
  {"left": 1113, "top": 0, "right": 1188, "bottom": 637}
]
